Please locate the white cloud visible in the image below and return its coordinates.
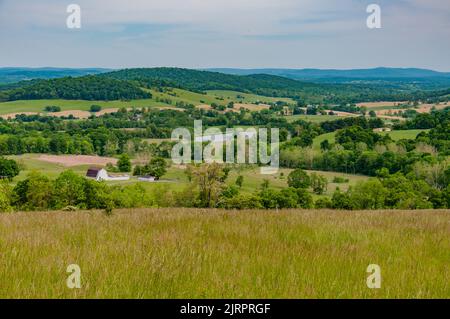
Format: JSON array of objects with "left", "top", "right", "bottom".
[{"left": 0, "top": 0, "right": 448, "bottom": 69}]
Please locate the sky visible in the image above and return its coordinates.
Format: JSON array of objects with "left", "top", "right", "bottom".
[{"left": 0, "top": 0, "right": 449, "bottom": 70}]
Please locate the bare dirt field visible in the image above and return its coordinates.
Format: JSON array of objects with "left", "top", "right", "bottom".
[
  {"left": 50, "top": 110, "right": 92, "bottom": 119},
  {"left": 375, "top": 103, "right": 448, "bottom": 119},
  {"left": 0, "top": 108, "right": 122, "bottom": 120},
  {"left": 38, "top": 155, "right": 118, "bottom": 167},
  {"left": 196, "top": 104, "right": 212, "bottom": 110},
  {"left": 415, "top": 103, "right": 448, "bottom": 113}
]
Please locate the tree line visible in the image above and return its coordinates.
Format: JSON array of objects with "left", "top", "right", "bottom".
[
  {"left": 2, "top": 163, "right": 448, "bottom": 213},
  {"left": 0, "top": 76, "right": 151, "bottom": 102}
]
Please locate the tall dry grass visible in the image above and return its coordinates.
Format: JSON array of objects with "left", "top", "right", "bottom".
[{"left": 0, "top": 208, "right": 448, "bottom": 298}]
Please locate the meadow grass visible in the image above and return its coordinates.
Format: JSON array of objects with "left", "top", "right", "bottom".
[
  {"left": 312, "top": 132, "right": 337, "bottom": 150},
  {"left": 151, "top": 88, "right": 294, "bottom": 107},
  {"left": 8, "top": 154, "right": 89, "bottom": 181},
  {"left": 149, "top": 88, "right": 221, "bottom": 106},
  {"left": 0, "top": 88, "right": 291, "bottom": 115},
  {"left": 285, "top": 115, "right": 341, "bottom": 123},
  {"left": 7, "top": 154, "right": 368, "bottom": 196},
  {"left": 0, "top": 99, "right": 172, "bottom": 115},
  {"left": 380, "top": 129, "right": 429, "bottom": 141},
  {"left": 206, "top": 90, "right": 294, "bottom": 104},
  {"left": 0, "top": 208, "right": 448, "bottom": 299}
]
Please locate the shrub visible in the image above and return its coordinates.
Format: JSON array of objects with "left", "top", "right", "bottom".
[
  {"left": 278, "top": 188, "right": 300, "bottom": 208},
  {"left": 52, "top": 170, "right": 87, "bottom": 209},
  {"left": 0, "top": 157, "right": 20, "bottom": 181},
  {"left": 13, "top": 172, "right": 53, "bottom": 211},
  {"left": 112, "top": 184, "right": 153, "bottom": 208},
  {"left": 235, "top": 175, "right": 244, "bottom": 188},
  {"left": 219, "top": 194, "right": 263, "bottom": 209},
  {"left": 44, "top": 105, "right": 61, "bottom": 112},
  {"left": 296, "top": 188, "right": 313, "bottom": 208},
  {"left": 0, "top": 182, "right": 13, "bottom": 212},
  {"left": 315, "top": 197, "right": 333, "bottom": 209},
  {"left": 117, "top": 154, "right": 132, "bottom": 172},
  {"left": 348, "top": 179, "right": 387, "bottom": 210},
  {"left": 310, "top": 173, "right": 328, "bottom": 195},
  {"left": 140, "top": 157, "right": 168, "bottom": 179},
  {"left": 331, "top": 188, "right": 354, "bottom": 210},
  {"left": 90, "top": 105, "right": 102, "bottom": 113},
  {"left": 287, "top": 168, "right": 311, "bottom": 189}
]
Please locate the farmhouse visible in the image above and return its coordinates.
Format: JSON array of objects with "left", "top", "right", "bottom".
[{"left": 86, "top": 167, "right": 130, "bottom": 182}]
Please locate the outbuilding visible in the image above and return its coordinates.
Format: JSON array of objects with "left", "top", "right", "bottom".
[{"left": 86, "top": 167, "right": 130, "bottom": 182}]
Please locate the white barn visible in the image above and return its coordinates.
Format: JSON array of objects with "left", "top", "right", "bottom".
[{"left": 86, "top": 168, "right": 130, "bottom": 182}]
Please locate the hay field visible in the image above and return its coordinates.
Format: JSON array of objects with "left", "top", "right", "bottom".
[
  {"left": 356, "top": 101, "right": 406, "bottom": 108},
  {"left": 0, "top": 208, "right": 448, "bottom": 299}
]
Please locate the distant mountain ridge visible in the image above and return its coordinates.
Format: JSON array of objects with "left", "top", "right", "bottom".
[
  {"left": 0, "top": 67, "right": 111, "bottom": 84},
  {"left": 205, "top": 67, "right": 450, "bottom": 79},
  {"left": 205, "top": 67, "right": 450, "bottom": 90}
]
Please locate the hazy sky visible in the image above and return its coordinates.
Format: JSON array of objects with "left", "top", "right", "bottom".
[{"left": 0, "top": 0, "right": 449, "bottom": 70}]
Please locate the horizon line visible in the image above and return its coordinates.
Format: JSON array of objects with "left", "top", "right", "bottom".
[{"left": 1, "top": 66, "right": 450, "bottom": 73}]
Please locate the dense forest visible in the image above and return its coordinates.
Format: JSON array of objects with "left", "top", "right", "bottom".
[
  {"left": 102, "top": 68, "right": 428, "bottom": 104},
  {"left": 0, "top": 76, "right": 151, "bottom": 101},
  {"left": 0, "top": 68, "right": 449, "bottom": 104}
]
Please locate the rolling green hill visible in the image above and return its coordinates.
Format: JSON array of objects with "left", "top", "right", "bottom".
[
  {"left": 0, "top": 76, "right": 151, "bottom": 102},
  {"left": 1, "top": 67, "right": 449, "bottom": 106},
  {"left": 101, "top": 67, "right": 420, "bottom": 103}
]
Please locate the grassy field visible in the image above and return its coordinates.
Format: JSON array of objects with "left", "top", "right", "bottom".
[
  {"left": 0, "top": 99, "right": 170, "bottom": 115},
  {"left": 380, "top": 129, "right": 429, "bottom": 140},
  {"left": 227, "top": 167, "right": 367, "bottom": 195},
  {"left": 312, "top": 132, "right": 337, "bottom": 150},
  {"left": 8, "top": 154, "right": 368, "bottom": 196},
  {"left": 0, "top": 88, "right": 293, "bottom": 116},
  {"left": 206, "top": 90, "right": 294, "bottom": 104},
  {"left": 285, "top": 115, "right": 341, "bottom": 123},
  {"left": 0, "top": 208, "right": 448, "bottom": 298},
  {"left": 10, "top": 154, "right": 90, "bottom": 181},
  {"left": 7, "top": 154, "right": 188, "bottom": 193}
]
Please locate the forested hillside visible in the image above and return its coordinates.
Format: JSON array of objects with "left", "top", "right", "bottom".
[
  {"left": 102, "top": 68, "right": 449, "bottom": 103},
  {"left": 0, "top": 76, "right": 151, "bottom": 101},
  {"left": 0, "top": 67, "right": 449, "bottom": 104}
]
